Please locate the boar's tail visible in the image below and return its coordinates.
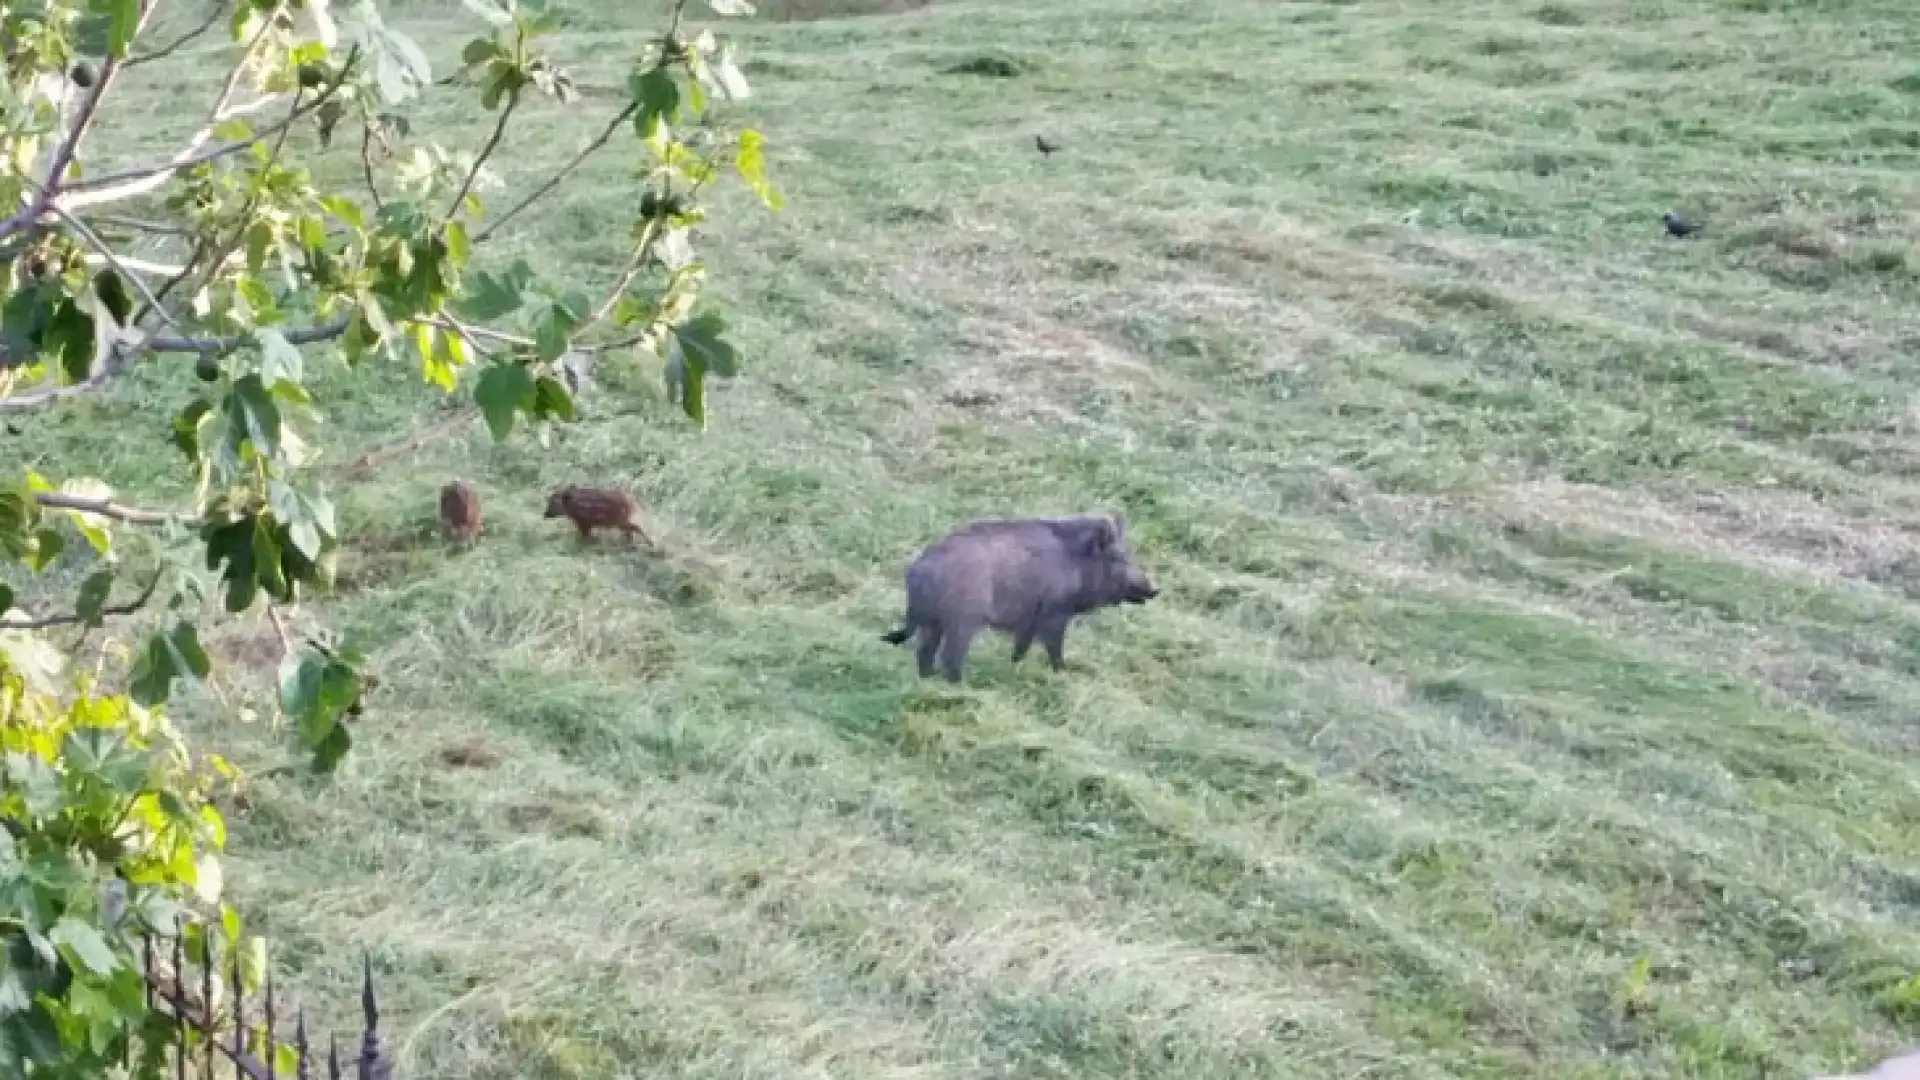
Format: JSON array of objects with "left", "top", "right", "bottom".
[{"left": 880, "top": 624, "right": 913, "bottom": 646}]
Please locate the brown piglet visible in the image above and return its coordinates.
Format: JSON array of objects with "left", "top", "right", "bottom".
[
  {"left": 544, "top": 485, "right": 652, "bottom": 544},
  {"left": 439, "top": 480, "right": 483, "bottom": 542}
]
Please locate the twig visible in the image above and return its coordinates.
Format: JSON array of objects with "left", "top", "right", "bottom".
[
  {"left": 61, "top": 50, "right": 356, "bottom": 200},
  {"left": 0, "top": 571, "right": 164, "bottom": 631},
  {"left": 359, "top": 120, "right": 386, "bottom": 211},
  {"left": 125, "top": 0, "right": 228, "bottom": 69},
  {"left": 34, "top": 491, "right": 195, "bottom": 526},
  {"left": 327, "top": 407, "right": 479, "bottom": 484},
  {"left": 32, "top": 185, "right": 185, "bottom": 331},
  {"left": 473, "top": 101, "right": 635, "bottom": 244},
  {"left": 444, "top": 88, "right": 519, "bottom": 224},
  {"left": 264, "top": 602, "right": 294, "bottom": 658},
  {"left": 0, "top": 317, "right": 352, "bottom": 411},
  {"left": 87, "top": 213, "right": 196, "bottom": 237},
  {"left": 579, "top": 219, "right": 661, "bottom": 337},
  {"left": 52, "top": 11, "right": 279, "bottom": 213},
  {"left": 0, "top": 12, "right": 136, "bottom": 242}
]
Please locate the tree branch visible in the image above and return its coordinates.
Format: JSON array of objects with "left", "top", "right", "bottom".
[
  {"left": 34, "top": 491, "right": 195, "bottom": 526},
  {"left": 124, "top": 0, "right": 228, "bottom": 69},
  {"left": 359, "top": 119, "right": 386, "bottom": 211},
  {"left": 0, "top": 571, "right": 164, "bottom": 631},
  {"left": 473, "top": 101, "right": 636, "bottom": 245},
  {"left": 60, "top": 50, "right": 358, "bottom": 203},
  {"left": 445, "top": 89, "right": 519, "bottom": 224},
  {"left": 52, "top": 12, "right": 280, "bottom": 213},
  {"left": 0, "top": 316, "right": 352, "bottom": 411}
]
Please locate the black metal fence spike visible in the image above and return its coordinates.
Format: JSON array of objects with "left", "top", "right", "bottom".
[
  {"left": 357, "top": 952, "right": 386, "bottom": 1080},
  {"left": 295, "top": 1008, "right": 312, "bottom": 1080},
  {"left": 264, "top": 972, "right": 277, "bottom": 1080},
  {"left": 203, "top": 934, "right": 217, "bottom": 1080},
  {"left": 231, "top": 942, "right": 246, "bottom": 1080},
  {"left": 173, "top": 932, "right": 187, "bottom": 1080}
]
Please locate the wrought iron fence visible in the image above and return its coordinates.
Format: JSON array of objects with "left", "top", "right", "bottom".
[{"left": 140, "top": 919, "right": 394, "bottom": 1080}]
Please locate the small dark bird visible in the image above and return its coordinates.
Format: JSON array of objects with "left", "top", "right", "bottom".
[
  {"left": 1663, "top": 211, "right": 1703, "bottom": 238},
  {"left": 1034, "top": 135, "right": 1061, "bottom": 156}
]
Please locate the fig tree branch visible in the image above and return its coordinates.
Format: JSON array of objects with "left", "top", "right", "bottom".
[
  {"left": 0, "top": 571, "right": 164, "bottom": 631},
  {"left": 445, "top": 87, "right": 519, "bottom": 224},
  {"left": 473, "top": 101, "right": 636, "bottom": 244},
  {"left": 34, "top": 491, "right": 195, "bottom": 526},
  {"left": 125, "top": 0, "right": 229, "bottom": 69},
  {"left": 61, "top": 48, "right": 358, "bottom": 206}
]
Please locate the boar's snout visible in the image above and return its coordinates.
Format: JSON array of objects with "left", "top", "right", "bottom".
[{"left": 1122, "top": 564, "right": 1158, "bottom": 604}]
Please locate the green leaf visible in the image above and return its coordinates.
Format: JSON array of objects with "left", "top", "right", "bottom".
[
  {"left": 130, "top": 620, "right": 212, "bottom": 705},
  {"left": 91, "top": 269, "right": 133, "bottom": 327},
  {"left": 474, "top": 363, "right": 535, "bottom": 441},
  {"left": 227, "top": 375, "right": 284, "bottom": 463},
  {"left": 446, "top": 221, "right": 471, "bottom": 267},
  {"left": 735, "top": 128, "right": 783, "bottom": 211},
  {"left": 98, "top": 0, "right": 141, "bottom": 55},
  {"left": 212, "top": 117, "right": 254, "bottom": 141},
  {"left": 43, "top": 297, "right": 99, "bottom": 384},
  {"left": 257, "top": 328, "right": 305, "bottom": 390},
  {"left": 664, "top": 336, "right": 705, "bottom": 427},
  {"left": 454, "top": 261, "right": 532, "bottom": 321},
  {"left": 534, "top": 305, "right": 578, "bottom": 363},
  {"left": 672, "top": 310, "right": 739, "bottom": 377},
  {"left": 172, "top": 397, "right": 214, "bottom": 461},
  {"left": 279, "top": 647, "right": 362, "bottom": 773},
  {"left": 49, "top": 917, "right": 118, "bottom": 976},
  {"left": 27, "top": 527, "right": 64, "bottom": 572},
  {"left": 0, "top": 584, "right": 13, "bottom": 615},
  {"left": 202, "top": 518, "right": 262, "bottom": 613},
  {"left": 269, "top": 481, "right": 327, "bottom": 561},
  {"left": 75, "top": 569, "right": 113, "bottom": 628},
  {"left": 532, "top": 375, "right": 576, "bottom": 422},
  {"left": 253, "top": 515, "right": 289, "bottom": 601},
  {"left": 629, "top": 67, "right": 681, "bottom": 138},
  {"left": 320, "top": 195, "right": 366, "bottom": 231},
  {"left": 414, "top": 321, "right": 456, "bottom": 391}
]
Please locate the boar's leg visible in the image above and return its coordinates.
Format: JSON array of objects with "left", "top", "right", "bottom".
[
  {"left": 1011, "top": 607, "right": 1043, "bottom": 664},
  {"left": 914, "top": 623, "right": 943, "bottom": 679},
  {"left": 1037, "top": 616, "right": 1071, "bottom": 670},
  {"left": 936, "top": 619, "right": 981, "bottom": 683}
]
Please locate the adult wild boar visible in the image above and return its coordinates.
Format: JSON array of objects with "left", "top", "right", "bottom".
[{"left": 881, "top": 514, "right": 1158, "bottom": 683}]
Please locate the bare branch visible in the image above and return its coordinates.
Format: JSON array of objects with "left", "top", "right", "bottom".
[
  {"left": 0, "top": 571, "right": 164, "bottom": 632},
  {"left": 359, "top": 120, "right": 386, "bottom": 211},
  {"left": 445, "top": 89, "right": 519, "bottom": 224},
  {"left": 0, "top": 316, "right": 351, "bottom": 411},
  {"left": 53, "top": 12, "right": 280, "bottom": 213},
  {"left": 30, "top": 183, "right": 187, "bottom": 331},
  {"left": 60, "top": 50, "right": 358, "bottom": 203},
  {"left": 87, "top": 212, "right": 196, "bottom": 237},
  {"left": 146, "top": 315, "right": 354, "bottom": 354},
  {"left": 34, "top": 491, "right": 194, "bottom": 526},
  {"left": 125, "top": 0, "right": 229, "bottom": 69},
  {"left": 474, "top": 102, "right": 636, "bottom": 245}
]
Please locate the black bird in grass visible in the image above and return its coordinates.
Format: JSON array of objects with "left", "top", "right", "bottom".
[
  {"left": 1663, "top": 211, "right": 1704, "bottom": 238},
  {"left": 1034, "top": 134, "right": 1061, "bottom": 156}
]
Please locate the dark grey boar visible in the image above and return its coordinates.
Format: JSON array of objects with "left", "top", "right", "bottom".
[{"left": 880, "top": 514, "right": 1158, "bottom": 683}]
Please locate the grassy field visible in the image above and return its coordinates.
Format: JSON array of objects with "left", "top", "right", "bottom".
[{"left": 18, "top": 0, "right": 1920, "bottom": 1075}]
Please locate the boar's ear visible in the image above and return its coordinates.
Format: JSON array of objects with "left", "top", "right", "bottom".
[
  {"left": 1109, "top": 512, "right": 1126, "bottom": 541},
  {"left": 1086, "top": 515, "right": 1120, "bottom": 554}
]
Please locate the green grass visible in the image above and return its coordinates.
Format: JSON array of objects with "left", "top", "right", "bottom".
[{"left": 17, "top": 0, "right": 1920, "bottom": 1075}]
